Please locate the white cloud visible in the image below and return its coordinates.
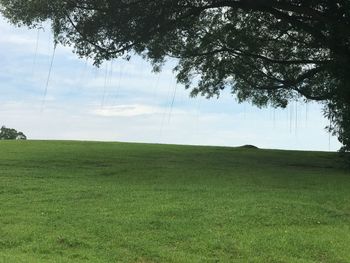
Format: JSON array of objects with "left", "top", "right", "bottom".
[
  {"left": 0, "top": 34, "right": 36, "bottom": 45},
  {"left": 92, "top": 104, "right": 166, "bottom": 117}
]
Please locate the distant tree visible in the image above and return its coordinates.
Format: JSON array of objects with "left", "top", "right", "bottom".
[
  {"left": 15, "top": 131, "right": 27, "bottom": 140},
  {"left": 0, "top": 126, "right": 27, "bottom": 140},
  {"left": 0, "top": 0, "right": 349, "bottom": 151}
]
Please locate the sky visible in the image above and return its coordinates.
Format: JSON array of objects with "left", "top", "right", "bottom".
[{"left": 0, "top": 16, "right": 341, "bottom": 151}]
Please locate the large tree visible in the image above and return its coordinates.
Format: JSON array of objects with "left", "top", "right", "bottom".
[{"left": 1, "top": 0, "right": 350, "bottom": 151}]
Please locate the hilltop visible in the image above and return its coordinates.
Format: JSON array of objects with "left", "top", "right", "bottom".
[{"left": 1, "top": 141, "right": 349, "bottom": 262}]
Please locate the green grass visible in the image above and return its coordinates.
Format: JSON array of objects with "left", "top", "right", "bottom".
[{"left": 0, "top": 141, "right": 349, "bottom": 263}]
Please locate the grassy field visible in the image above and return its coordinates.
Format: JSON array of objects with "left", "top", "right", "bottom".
[{"left": 0, "top": 141, "right": 349, "bottom": 263}]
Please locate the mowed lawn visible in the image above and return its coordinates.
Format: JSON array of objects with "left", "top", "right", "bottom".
[{"left": 0, "top": 141, "right": 349, "bottom": 263}]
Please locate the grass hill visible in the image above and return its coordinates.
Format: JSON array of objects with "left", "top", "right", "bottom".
[{"left": 1, "top": 141, "right": 349, "bottom": 262}]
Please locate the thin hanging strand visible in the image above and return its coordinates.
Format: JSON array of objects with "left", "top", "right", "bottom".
[
  {"left": 328, "top": 117, "right": 332, "bottom": 151},
  {"left": 306, "top": 101, "right": 309, "bottom": 126},
  {"left": 110, "top": 60, "right": 115, "bottom": 102},
  {"left": 106, "top": 60, "right": 114, "bottom": 106},
  {"left": 150, "top": 73, "right": 161, "bottom": 107},
  {"left": 289, "top": 103, "right": 293, "bottom": 133},
  {"left": 31, "top": 28, "right": 40, "bottom": 77},
  {"left": 243, "top": 103, "right": 246, "bottom": 120},
  {"left": 295, "top": 100, "right": 298, "bottom": 136},
  {"left": 194, "top": 97, "right": 202, "bottom": 136},
  {"left": 101, "top": 62, "right": 109, "bottom": 108},
  {"left": 159, "top": 79, "right": 175, "bottom": 141},
  {"left": 167, "top": 83, "right": 178, "bottom": 123},
  {"left": 112, "top": 61, "right": 123, "bottom": 106},
  {"left": 41, "top": 44, "right": 56, "bottom": 112}
]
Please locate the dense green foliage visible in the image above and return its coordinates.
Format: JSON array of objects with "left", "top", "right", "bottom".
[
  {"left": 1, "top": 141, "right": 350, "bottom": 262},
  {"left": 0, "top": 126, "right": 26, "bottom": 140},
  {"left": 0, "top": 0, "right": 350, "bottom": 151}
]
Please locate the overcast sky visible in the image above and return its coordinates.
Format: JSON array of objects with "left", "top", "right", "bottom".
[{"left": 0, "top": 17, "right": 340, "bottom": 151}]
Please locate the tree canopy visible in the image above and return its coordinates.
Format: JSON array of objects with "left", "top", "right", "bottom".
[
  {"left": 0, "top": 126, "right": 27, "bottom": 140},
  {"left": 0, "top": 0, "right": 349, "bottom": 151}
]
